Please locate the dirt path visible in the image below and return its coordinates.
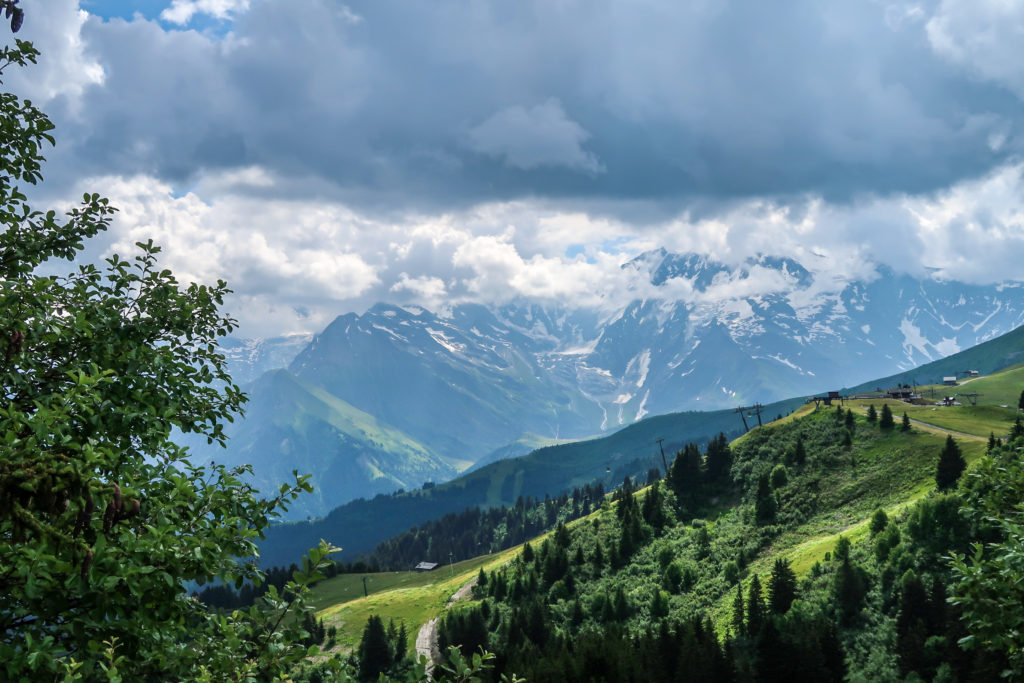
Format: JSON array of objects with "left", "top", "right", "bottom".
[
  {"left": 414, "top": 576, "right": 478, "bottom": 676},
  {"left": 848, "top": 405, "right": 986, "bottom": 441},
  {"left": 415, "top": 617, "right": 440, "bottom": 674}
]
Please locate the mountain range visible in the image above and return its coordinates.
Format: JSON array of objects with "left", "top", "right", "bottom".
[{"left": 201, "top": 249, "right": 1024, "bottom": 519}]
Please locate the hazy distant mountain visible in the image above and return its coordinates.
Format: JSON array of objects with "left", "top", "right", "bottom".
[
  {"left": 220, "top": 333, "right": 312, "bottom": 385},
  {"left": 198, "top": 249, "right": 1024, "bottom": 518},
  {"left": 210, "top": 369, "right": 456, "bottom": 520}
]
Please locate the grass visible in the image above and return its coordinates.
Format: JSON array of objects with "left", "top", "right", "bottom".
[
  {"left": 845, "top": 398, "right": 1012, "bottom": 439},
  {"left": 708, "top": 409, "right": 988, "bottom": 632},
  {"left": 314, "top": 545, "right": 525, "bottom": 653},
  {"left": 311, "top": 365, "right": 1020, "bottom": 648}
]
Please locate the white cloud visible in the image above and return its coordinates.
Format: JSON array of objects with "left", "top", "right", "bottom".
[
  {"left": 48, "top": 162, "right": 1024, "bottom": 338},
  {"left": 5, "top": 0, "right": 104, "bottom": 109},
  {"left": 160, "top": 0, "right": 251, "bottom": 25},
  {"left": 926, "top": 0, "right": 1024, "bottom": 98},
  {"left": 466, "top": 99, "right": 604, "bottom": 173}
]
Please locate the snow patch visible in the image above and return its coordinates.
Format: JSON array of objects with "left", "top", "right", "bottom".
[
  {"left": 425, "top": 327, "right": 464, "bottom": 355},
  {"left": 635, "top": 390, "right": 650, "bottom": 421}
]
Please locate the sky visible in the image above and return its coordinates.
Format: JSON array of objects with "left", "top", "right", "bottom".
[{"left": 8, "top": 0, "right": 1024, "bottom": 336}]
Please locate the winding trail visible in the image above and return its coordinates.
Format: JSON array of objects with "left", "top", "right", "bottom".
[{"left": 415, "top": 576, "right": 478, "bottom": 676}]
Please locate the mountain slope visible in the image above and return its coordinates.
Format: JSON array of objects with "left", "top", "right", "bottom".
[
  {"left": 196, "top": 250, "right": 1024, "bottom": 521},
  {"left": 845, "top": 323, "right": 1024, "bottom": 393},
  {"left": 257, "top": 395, "right": 805, "bottom": 567},
  {"left": 216, "top": 369, "right": 455, "bottom": 519}
]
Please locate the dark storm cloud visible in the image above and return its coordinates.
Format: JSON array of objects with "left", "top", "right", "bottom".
[{"left": 34, "top": 0, "right": 1024, "bottom": 211}]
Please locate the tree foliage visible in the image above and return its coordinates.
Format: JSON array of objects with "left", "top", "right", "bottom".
[
  {"left": 936, "top": 435, "right": 966, "bottom": 492},
  {"left": 879, "top": 403, "right": 895, "bottom": 431},
  {"left": 0, "top": 35, "right": 333, "bottom": 679}
]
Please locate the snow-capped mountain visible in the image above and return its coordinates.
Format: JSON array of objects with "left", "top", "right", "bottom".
[
  {"left": 199, "top": 249, "right": 1024, "bottom": 517},
  {"left": 220, "top": 333, "right": 313, "bottom": 385}
]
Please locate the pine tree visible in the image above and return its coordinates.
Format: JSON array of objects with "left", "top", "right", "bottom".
[
  {"left": 357, "top": 615, "right": 391, "bottom": 681},
  {"left": 1013, "top": 416, "right": 1024, "bottom": 440},
  {"left": 935, "top": 435, "right": 966, "bottom": 491},
  {"left": 641, "top": 480, "right": 666, "bottom": 531},
  {"left": 591, "top": 541, "right": 605, "bottom": 571},
  {"left": 845, "top": 409, "right": 855, "bottom": 431},
  {"left": 767, "top": 558, "right": 797, "bottom": 614},
  {"left": 901, "top": 411, "right": 911, "bottom": 432},
  {"left": 395, "top": 621, "right": 408, "bottom": 664},
  {"left": 866, "top": 404, "right": 878, "bottom": 423},
  {"left": 754, "top": 474, "right": 777, "bottom": 525},
  {"left": 880, "top": 404, "right": 895, "bottom": 430},
  {"left": 869, "top": 508, "right": 889, "bottom": 536},
  {"left": 746, "top": 574, "right": 766, "bottom": 636},
  {"left": 1018, "top": 388, "right": 1024, "bottom": 411},
  {"left": 896, "top": 570, "right": 930, "bottom": 678},
  {"left": 650, "top": 589, "right": 668, "bottom": 619},
  {"left": 704, "top": 432, "right": 733, "bottom": 482},
  {"left": 731, "top": 584, "right": 746, "bottom": 636},
  {"left": 669, "top": 442, "right": 703, "bottom": 509},
  {"left": 793, "top": 436, "right": 807, "bottom": 466},
  {"left": 988, "top": 432, "right": 997, "bottom": 452}
]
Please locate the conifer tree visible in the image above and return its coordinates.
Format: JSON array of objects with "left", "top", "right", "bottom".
[
  {"left": 704, "top": 432, "right": 733, "bottom": 482},
  {"left": 641, "top": 480, "right": 666, "bottom": 531},
  {"left": 591, "top": 541, "right": 605, "bottom": 571},
  {"left": 395, "top": 621, "right": 408, "bottom": 664},
  {"left": 1013, "top": 416, "right": 1024, "bottom": 440},
  {"left": 754, "top": 474, "right": 777, "bottom": 525},
  {"left": 901, "top": 411, "right": 912, "bottom": 432},
  {"left": 845, "top": 408, "right": 855, "bottom": 431},
  {"left": 746, "top": 574, "right": 766, "bottom": 636},
  {"left": 869, "top": 508, "right": 888, "bottom": 536},
  {"left": 767, "top": 558, "right": 797, "bottom": 615},
  {"left": 935, "top": 435, "right": 966, "bottom": 491},
  {"left": 1019, "top": 388, "right": 1024, "bottom": 412},
  {"left": 650, "top": 589, "right": 669, "bottom": 619},
  {"left": 896, "top": 570, "right": 930, "bottom": 678},
  {"left": 731, "top": 584, "right": 746, "bottom": 636},
  {"left": 866, "top": 404, "right": 878, "bottom": 423},
  {"left": 880, "top": 403, "right": 895, "bottom": 430},
  {"left": 793, "top": 436, "right": 807, "bottom": 466},
  {"left": 357, "top": 615, "right": 391, "bottom": 681}
]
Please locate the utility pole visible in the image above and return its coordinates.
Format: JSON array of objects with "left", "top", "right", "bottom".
[
  {"left": 448, "top": 551, "right": 454, "bottom": 577},
  {"left": 656, "top": 438, "right": 668, "bottom": 477},
  {"left": 734, "top": 406, "right": 751, "bottom": 432},
  {"left": 362, "top": 576, "right": 368, "bottom": 598},
  {"left": 752, "top": 403, "right": 764, "bottom": 427}
]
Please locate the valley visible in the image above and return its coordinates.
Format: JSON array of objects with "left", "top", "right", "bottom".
[{"left": 288, "top": 356, "right": 1021, "bottom": 680}]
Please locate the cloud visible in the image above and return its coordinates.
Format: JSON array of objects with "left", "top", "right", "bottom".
[
  {"left": 40, "top": 159, "right": 1024, "bottom": 336},
  {"left": 5, "top": 0, "right": 104, "bottom": 108},
  {"left": 160, "top": 0, "right": 250, "bottom": 25},
  {"left": 14, "top": 0, "right": 1021, "bottom": 211},
  {"left": 12, "top": 1, "right": 1024, "bottom": 338},
  {"left": 927, "top": 0, "right": 1024, "bottom": 98},
  {"left": 466, "top": 99, "right": 603, "bottom": 173}
]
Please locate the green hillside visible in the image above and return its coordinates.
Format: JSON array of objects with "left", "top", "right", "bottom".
[
  {"left": 259, "top": 396, "right": 806, "bottom": 567},
  {"left": 217, "top": 369, "right": 456, "bottom": 520},
  {"left": 294, "top": 350, "right": 1024, "bottom": 681},
  {"left": 420, "top": 395, "right": 1016, "bottom": 680}
]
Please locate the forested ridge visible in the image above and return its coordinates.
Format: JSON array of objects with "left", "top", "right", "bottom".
[{"left": 433, "top": 406, "right": 1020, "bottom": 681}]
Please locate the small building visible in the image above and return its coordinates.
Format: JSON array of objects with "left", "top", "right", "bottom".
[
  {"left": 969, "top": 370, "right": 980, "bottom": 376},
  {"left": 943, "top": 377, "right": 958, "bottom": 386},
  {"left": 414, "top": 562, "right": 439, "bottom": 572},
  {"left": 887, "top": 387, "right": 914, "bottom": 400}
]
